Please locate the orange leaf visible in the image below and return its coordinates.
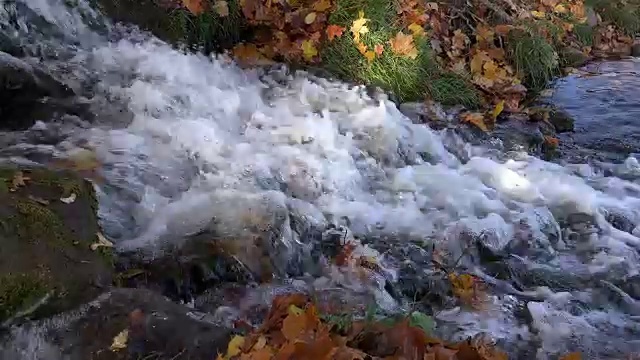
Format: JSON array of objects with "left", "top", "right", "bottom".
[
  {"left": 374, "top": 44, "right": 384, "bottom": 55},
  {"left": 326, "top": 24, "right": 345, "bottom": 41},
  {"left": 461, "top": 112, "right": 489, "bottom": 132},
  {"left": 182, "top": 0, "right": 204, "bottom": 15},
  {"left": 335, "top": 242, "right": 357, "bottom": 266},
  {"left": 356, "top": 42, "right": 368, "bottom": 55},
  {"left": 544, "top": 136, "right": 560, "bottom": 147},
  {"left": 388, "top": 31, "right": 418, "bottom": 59},
  {"left": 494, "top": 24, "right": 514, "bottom": 36},
  {"left": 560, "top": 352, "right": 582, "bottom": 360},
  {"left": 281, "top": 312, "right": 308, "bottom": 341}
]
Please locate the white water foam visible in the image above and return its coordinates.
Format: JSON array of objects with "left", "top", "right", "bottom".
[{"left": 4, "top": 0, "right": 640, "bottom": 357}]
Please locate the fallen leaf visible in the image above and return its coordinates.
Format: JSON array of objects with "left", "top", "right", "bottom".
[
  {"left": 364, "top": 50, "right": 375, "bottom": 63},
  {"left": 461, "top": 112, "right": 489, "bottom": 132},
  {"left": 304, "top": 11, "right": 317, "bottom": 24},
  {"left": 60, "top": 193, "right": 77, "bottom": 204},
  {"left": 494, "top": 24, "right": 514, "bottom": 36},
  {"left": 301, "top": 39, "right": 318, "bottom": 61},
  {"left": 351, "top": 11, "right": 369, "bottom": 43},
  {"left": 408, "top": 22, "right": 425, "bottom": 37},
  {"left": 312, "top": 0, "right": 332, "bottom": 12},
  {"left": 91, "top": 232, "right": 114, "bottom": 251},
  {"left": 326, "top": 24, "right": 345, "bottom": 41},
  {"left": 110, "top": 329, "right": 128, "bottom": 351},
  {"left": 560, "top": 352, "right": 582, "bottom": 360},
  {"left": 9, "top": 171, "right": 30, "bottom": 192},
  {"left": 281, "top": 311, "right": 307, "bottom": 341},
  {"left": 214, "top": 0, "right": 229, "bottom": 16},
  {"left": 531, "top": 10, "right": 546, "bottom": 19},
  {"left": 544, "top": 135, "right": 560, "bottom": 147},
  {"left": 388, "top": 31, "right": 418, "bottom": 59},
  {"left": 225, "top": 335, "right": 245, "bottom": 358},
  {"left": 374, "top": 43, "right": 384, "bottom": 55},
  {"left": 492, "top": 100, "right": 505, "bottom": 120},
  {"left": 28, "top": 195, "right": 49, "bottom": 206},
  {"left": 356, "top": 41, "right": 367, "bottom": 55},
  {"left": 182, "top": 0, "right": 204, "bottom": 15}
]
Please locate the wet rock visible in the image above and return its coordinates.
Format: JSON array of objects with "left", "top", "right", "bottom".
[
  {"left": 560, "top": 46, "right": 591, "bottom": 68},
  {"left": 585, "top": 6, "right": 599, "bottom": 27},
  {"left": 0, "top": 32, "right": 23, "bottom": 57},
  {"left": 632, "top": 38, "right": 640, "bottom": 57},
  {"left": 0, "top": 288, "right": 233, "bottom": 360},
  {"left": 0, "top": 166, "right": 113, "bottom": 325},
  {"left": 0, "top": 52, "right": 91, "bottom": 130},
  {"left": 398, "top": 101, "right": 450, "bottom": 129},
  {"left": 548, "top": 108, "right": 575, "bottom": 133},
  {"left": 491, "top": 119, "right": 546, "bottom": 155}
]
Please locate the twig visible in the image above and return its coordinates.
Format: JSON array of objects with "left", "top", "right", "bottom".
[{"left": 169, "top": 349, "right": 187, "bottom": 360}]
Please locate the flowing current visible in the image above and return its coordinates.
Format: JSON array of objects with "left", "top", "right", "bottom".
[{"left": 2, "top": 0, "right": 640, "bottom": 358}]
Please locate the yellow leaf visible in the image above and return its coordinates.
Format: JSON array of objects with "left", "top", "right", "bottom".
[
  {"left": 253, "top": 336, "right": 268, "bottom": 350},
  {"left": 531, "top": 10, "right": 546, "bottom": 19},
  {"left": 461, "top": 112, "right": 488, "bottom": 132},
  {"left": 304, "top": 12, "right": 317, "bottom": 24},
  {"left": 553, "top": 4, "right": 567, "bottom": 13},
  {"left": 470, "top": 50, "right": 490, "bottom": 74},
  {"left": 301, "top": 39, "right": 318, "bottom": 61},
  {"left": 351, "top": 11, "right": 369, "bottom": 43},
  {"left": 364, "top": 50, "right": 375, "bottom": 63},
  {"left": 312, "top": 0, "right": 332, "bottom": 12},
  {"left": 492, "top": 100, "right": 505, "bottom": 120},
  {"left": 356, "top": 41, "right": 367, "bottom": 54},
  {"left": 408, "top": 23, "right": 425, "bottom": 37},
  {"left": 213, "top": 0, "right": 229, "bottom": 17},
  {"left": 225, "top": 335, "right": 245, "bottom": 358},
  {"left": 110, "top": 329, "right": 128, "bottom": 352},
  {"left": 288, "top": 304, "right": 304, "bottom": 316}
]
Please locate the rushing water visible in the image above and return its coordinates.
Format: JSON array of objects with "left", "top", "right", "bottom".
[{"left": 2, "top": 0, "right": 640, "bottom": 358}]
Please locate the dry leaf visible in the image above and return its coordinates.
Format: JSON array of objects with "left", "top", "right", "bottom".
[
  {"left": 60, "top": 193, "right": 77, "bottom": 204},
  {"left": 351, "top": 11, "right": 369, "bottom": 43},
  {"left": 374, "top": 43, "right": 384, "bottom": 55},
  {"left": 110, "top": 329, "right": 128, "bottom": 352},
  {"left": 91, "top": 232, "right": 114, "bottom": 251},
  {"left": 281, "top": 312, "right": 307, "bottom": 340},
  {"left": 531, "top": 10, "right": 546, "bottom": 19},
  {"left": 182, "top": 0, "right": 204, "bottom": 15},
  {"left": 304, "top": 12, "right": 317, "bottom": 24},
  {"left": 326, "top": 24, "right": 345, "bottom": 41},
  {"left": 225, "top": 335, "right": 245, "bottom": 358},
  {"left": 388, "top": 31, "right": 418, "bottom": 59},
  {"left": 356, "top": 42, "right": 367, "bottom": 55},
  {"left": 492, "top": 100, "right": 505, "bottom": 120},
  {"left": 408, "top": 22, "right": 425, "bottom": 37},
  {"left": 364, "top": 50, "right": 375, "bottom": 63},
  {"left": 312, "top": 0, "right": 332, "bottom": 12},
  {"left": 560, "top": 352, "right": 582, "bottom": 360},
  {"left": 461, "top": 112, "right": 489, "bottom": 132},
  {"left": 301, "top": 39, "right": 318, "bottom": 61},
  {"left": 213, "top": 0, "right": 229, "bottom": 16},
  {"left": 9, "top": 171, "right": 30, "bottom": 192}
]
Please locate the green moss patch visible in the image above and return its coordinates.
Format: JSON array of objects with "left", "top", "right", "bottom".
[{"left": 0, "top": 273, "right": 49, "bottom": 322}]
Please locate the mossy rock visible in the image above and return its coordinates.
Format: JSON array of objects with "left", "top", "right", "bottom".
[{"left": 0, "top": 166, "right": 113, "bottom": 324}]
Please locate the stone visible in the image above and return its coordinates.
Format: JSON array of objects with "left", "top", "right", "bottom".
[
  {"left": 0, "top": 52, "right": 91, "bottom": 131},
  {"left": 548, "top": 108, "right": 575, "bottom": 133},
  {"left": 0, "top": 166, "right": 113, "bottom": 325},
  {"left": 0, "top": 288, "right": 233, "bottom": 360},
  {"left": 632, "top": 38, "right": 640, "bottom": 57},
  {"left": 584, "top": 6, "right": 599, "bottom": 27},
  {"left": 560, "top": 46, "right": 591, "bottom": 68}
]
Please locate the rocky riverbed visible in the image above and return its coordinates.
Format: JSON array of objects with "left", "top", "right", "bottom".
[{"left": 2, "top": 0, "right": 640, "bottom": 359}]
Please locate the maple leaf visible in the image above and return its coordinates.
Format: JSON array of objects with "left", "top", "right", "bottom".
[
  {"left": 351, "top": 11, "right": 369, "bottom": 43},
  {"left": 326, "top": 24, "right": 345, "bottom": 41},
  {"left": 356, "top": 42, "right": 367, "bottom": 55},
  {"left": 213, "top": 0, "right": 229, "bottom": 17},
  {"left": 182, "top": 0, "right": 204, "bottom": 15},
  {"left": 389, "top": 31, "right": 419, "bottom": 59},
  {"left": 312, "top": 0, "right": 332, "bottom": 12},
  {"left": 461, "top": 112, "right": 489, "bottom": 132},
  {"left": 374, "top": 43, "right": 384, "bottom": 55},
  {"left": 301, "top": 39, "right": 318, "bottom": 61},
  {"left": 364, "top": 50, "right": 375, "bottom": 63},
  {"left": 408, "top": 22, "right": 425, "bottom": 37}
]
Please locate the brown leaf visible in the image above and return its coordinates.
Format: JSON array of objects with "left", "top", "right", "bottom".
[
  {"left": 9, "top": 171, "right": 30, "bottom": 192},
  {"left": 312, "top": 0, "right": 332, "bottom": 12},
  {"left": 461, "top": 112, "right": 489, "bottom": 132},
  {"left": 213, "top": 0, "right": 229, "bottom": 16},
  {"left": 374, "top": 44, "right": 384, "bottom": 55},
  {"left": 559, "top": 352, "right": 582, "bottom": 360}
]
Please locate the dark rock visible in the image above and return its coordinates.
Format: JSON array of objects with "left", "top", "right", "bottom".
[
  {"left": 560, "top": 46, "right": 591, "bottom": 68},
  {"left": 548, "top": 108, "right": 575, "bottom": 133},
  {"left": 0, "top": 166, "right": 113, "bottom": 325},
  {"left": 0, "top": 288, "right": 233, "bottom": 360},
  {"left": 0, "top": 32, "right": 23, "bottom": 57},
  {"left": 632, "top": 39, "right": 640, "bottom": 57},
  {"left": 398, "top": 101, "right": 450, "bottom": 129},
  {"left": 492, "top": 119, "right": 546, "bottom": 155},
  {"left": 0, "top": 52, "right": 89, "bottom": 131}
]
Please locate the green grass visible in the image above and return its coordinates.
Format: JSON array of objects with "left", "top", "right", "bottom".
[
  {"left": 507, "top": 29, "right": 559, "bottom": 92},
  {"left": 167, "top": 0, "right": 246, "bottom": 52},
  {"left": 573, "top": 23, "right": 595, "bottom": 47},
  {"left": 322, "top": 0, "right": 479, "bottom": 104}
]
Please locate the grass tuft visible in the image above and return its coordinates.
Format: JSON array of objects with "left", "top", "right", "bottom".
[
  {"left": 507, "top": 29, "right": 559, "bottom": 92},
  {"left": 586, "top": 0, "right": 640, "bottom": 35},
  {"left": 573, "top": 23, "right": 595, "bottom": 46},
  {"left": 426, "top": 72, "right": 480, "bottom": 108}
]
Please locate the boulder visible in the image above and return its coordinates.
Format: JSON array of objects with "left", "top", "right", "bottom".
[
  {"left": 0, "top": 288, "right": 233, "bottom": 360},
  {"left": 632, "top": 38, "right": 640, "bottom": 57},
  {"left": 0, "top": 166, "right": 113, "bottom": 325},
  {"left": 0, "top": 52, "right": 92, "bottom": 131},
  {"left": 559, "top": 46, "right": 591, "bottom": 68}
]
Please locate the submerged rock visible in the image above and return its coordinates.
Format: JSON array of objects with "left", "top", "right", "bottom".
[
  {"left": 0, "top": 166, "right": 113, "bottom": 325},
  {"left": 0, "top": 288, "right": 233, "bottom": 360}
]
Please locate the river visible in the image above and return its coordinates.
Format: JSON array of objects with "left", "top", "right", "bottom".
[{"left": 2, "top": 0, "right": 640, "bottom": 358}]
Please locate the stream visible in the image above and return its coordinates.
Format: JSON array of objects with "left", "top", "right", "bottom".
[{"left": 2, "top": 0, "right": 640, "bottom": 358}]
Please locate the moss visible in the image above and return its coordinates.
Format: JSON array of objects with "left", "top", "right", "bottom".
[
  {"left": 9, "top": 198, "right": 70, "bottom": 248},
  {"left": 0, "top": 273, "right": 49, "bottom": 322}
]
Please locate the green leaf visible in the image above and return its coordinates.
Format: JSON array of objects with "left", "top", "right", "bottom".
[{"left": 409, "top": 311, "right": 435, "bottom": 334}]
